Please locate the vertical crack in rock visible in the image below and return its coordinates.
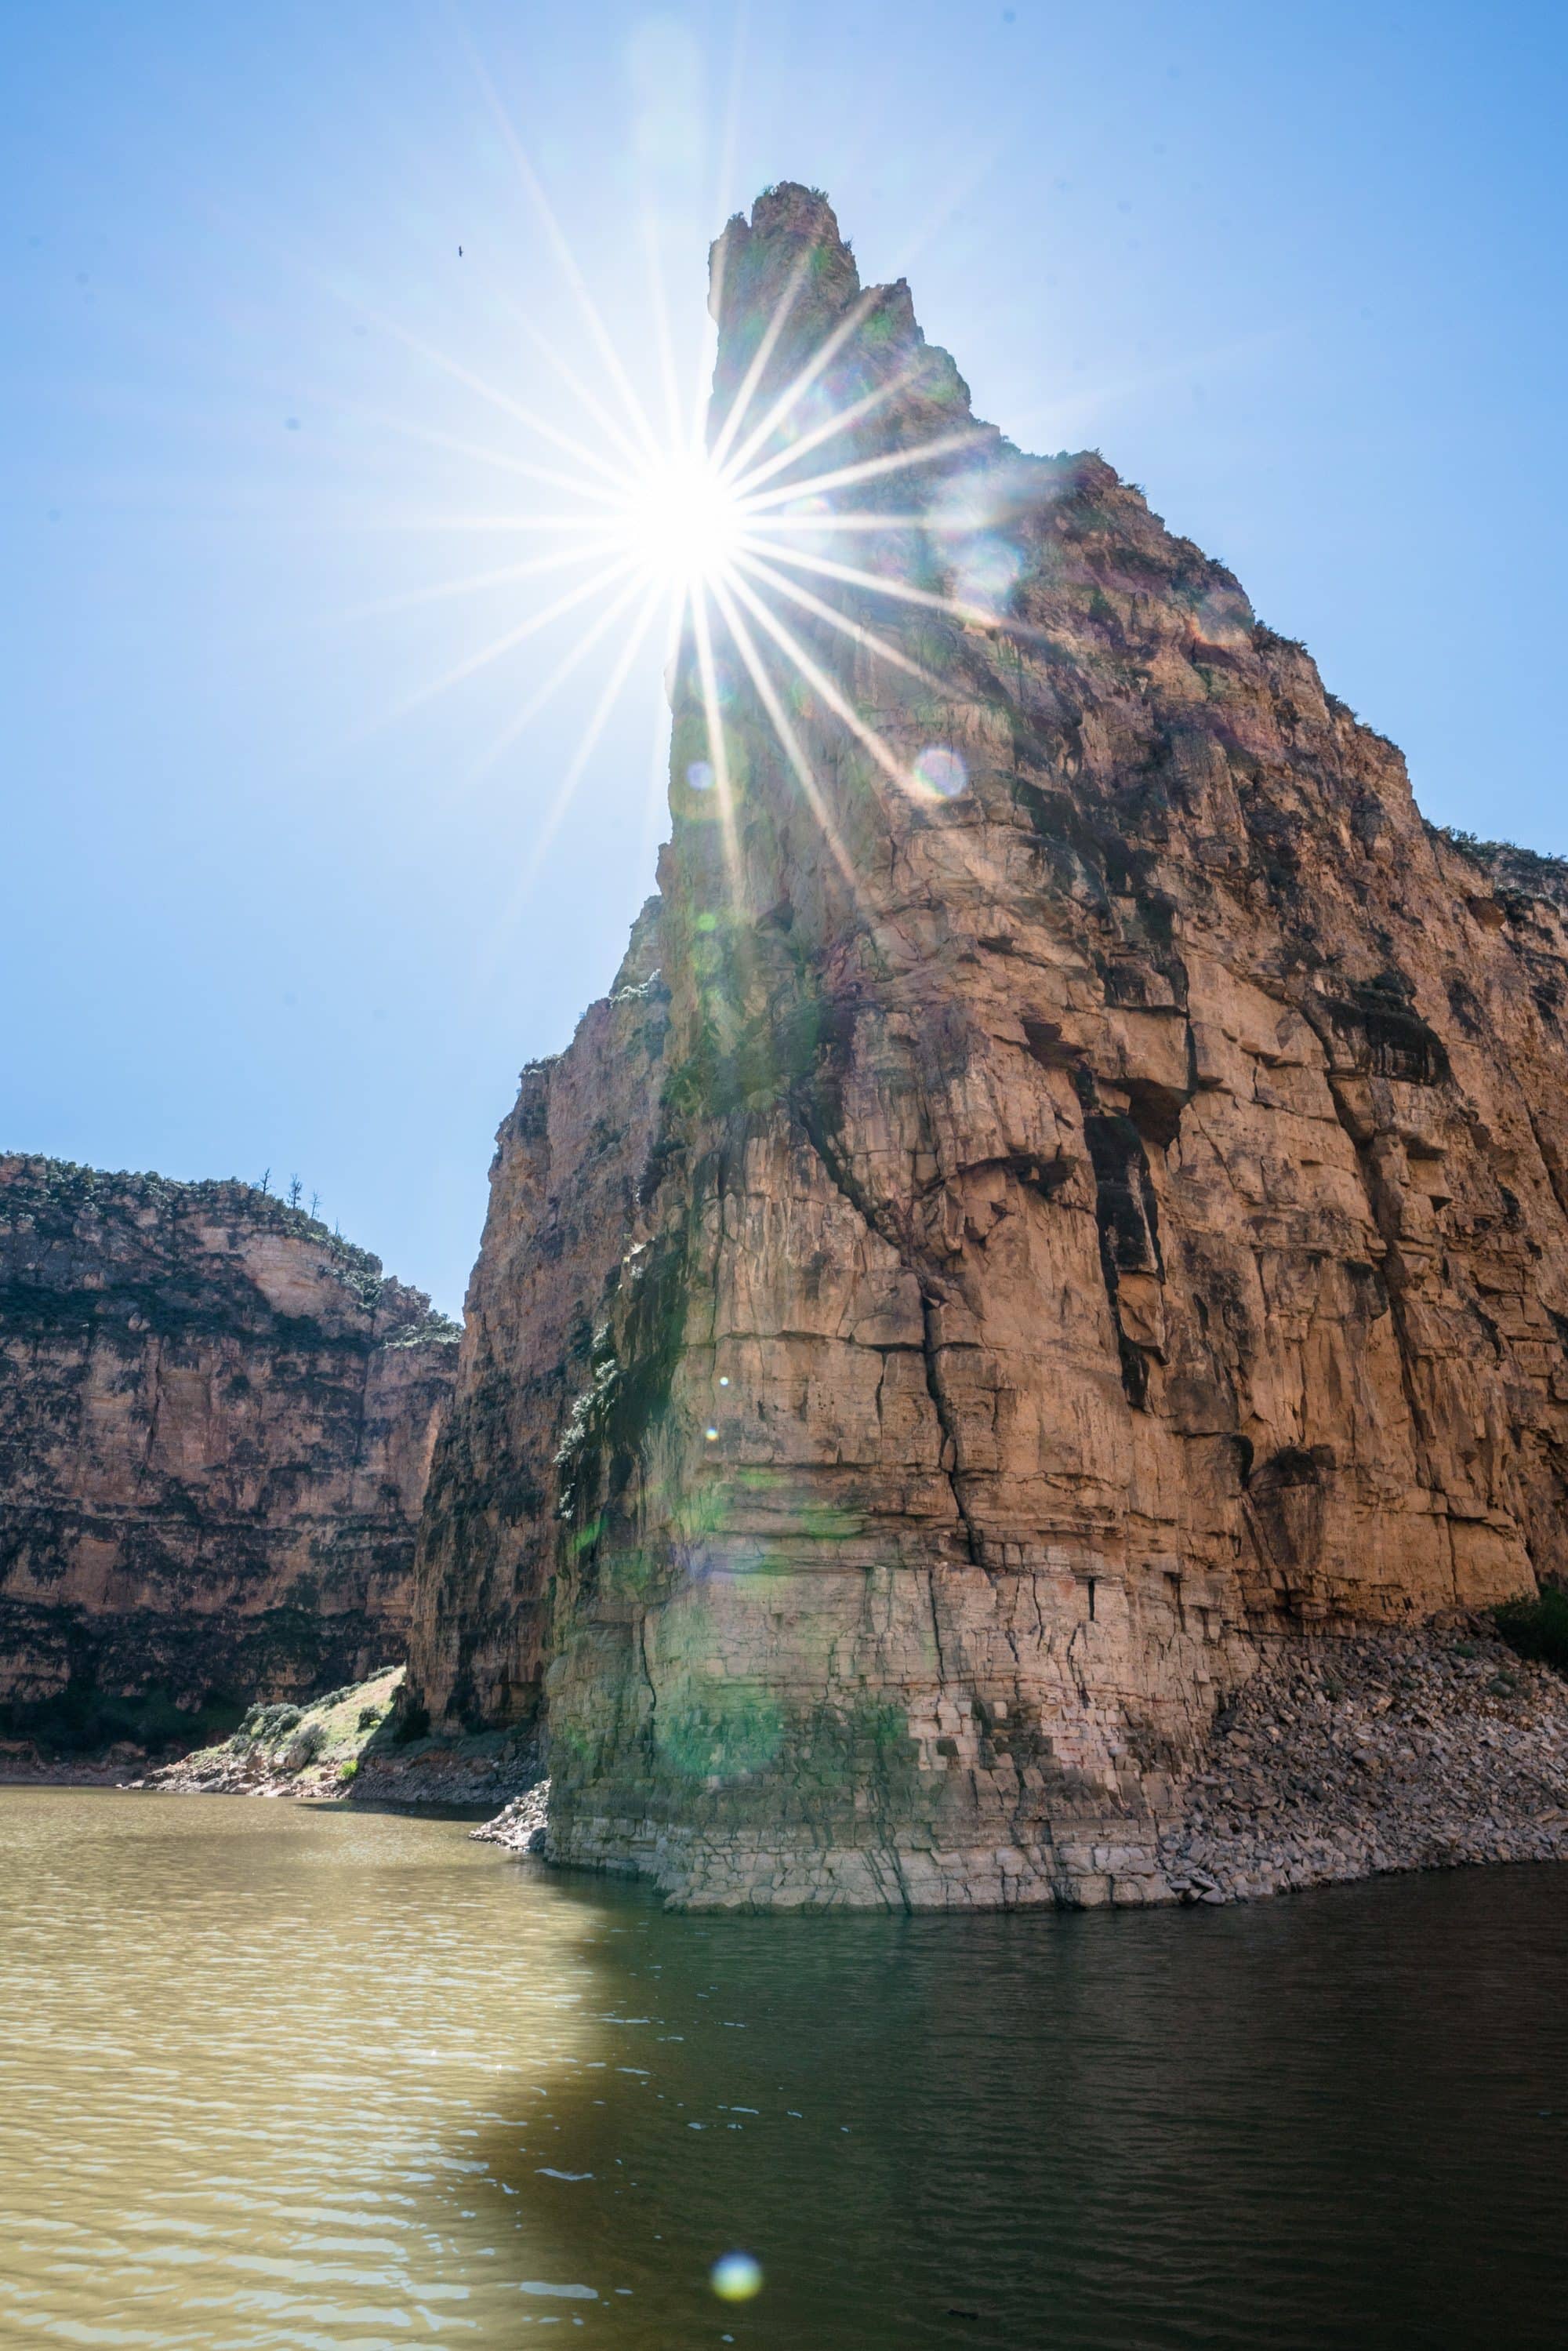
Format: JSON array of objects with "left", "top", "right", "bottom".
[
  {"left": 1318, "top": 1070, "right": 1441, "bottom": 1492},
  {"left": 916, "top": 1292, "right": 983, "bottom": 1566},
  {"left": 1083, "top": 1110, "right": 1164, "bottom": 1412},
  {"left": 637, "top": 1608, "right": 658, "bottom": 1735},
  {"left": 1524, "top": 1101, "right": 1568, "bottom": 1226},
  {"left": 925, "top": 1564, "right": 949, "bottom": 1684},
  {"left": 794, "top": 1089, "right": 982, "bottom": 1564}
]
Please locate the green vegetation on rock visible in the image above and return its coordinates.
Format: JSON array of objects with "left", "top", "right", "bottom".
[{"left": 1491, "top": 1590, "right": 1568, "bottom": 1676}]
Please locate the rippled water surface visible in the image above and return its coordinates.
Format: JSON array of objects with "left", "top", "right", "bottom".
[{"left": 4, "top": 1791, "right": 1568, "bottom": 2349}]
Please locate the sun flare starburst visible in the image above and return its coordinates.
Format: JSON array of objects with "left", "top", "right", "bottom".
[
  {"left": 345, "top": 154, "right": 1031, "bottom": 924},
  {"left": 615, "top": 449, "right": 750, "bottom": 594}
]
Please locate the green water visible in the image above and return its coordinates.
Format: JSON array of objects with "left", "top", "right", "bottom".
[{"left": 2, "top": 1790, "right": 1566, "bottom": 2349}]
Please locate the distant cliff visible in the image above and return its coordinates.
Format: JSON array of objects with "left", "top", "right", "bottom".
[
  {"left": 408, "top": 186, "right": 1568, "bottom": 1907},
  {"left": 0, "top": 1157, "right": 458, "bottom": 1754}
]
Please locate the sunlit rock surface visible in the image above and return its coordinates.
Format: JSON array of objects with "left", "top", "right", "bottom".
[
  {"left": 0, "top": 1157, "right": 458, "bottom": 1753},
  {"left": 409, "top": 187, "right": 1568, "bottom": 1907}
]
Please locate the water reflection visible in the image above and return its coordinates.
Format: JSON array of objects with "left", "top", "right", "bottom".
[
  {"left": 463, "top": 1874, "right": 1568, "bottom": 2350},
  {"left": 2, "top": 1790, "right": 1566, "bottom": 2349}
]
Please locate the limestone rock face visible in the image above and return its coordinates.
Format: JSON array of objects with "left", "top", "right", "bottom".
[
  {"left": 0, "top": 1157, "right": 458, "bottom": 1750},
  {"left": 409, "top": 187, "right": 1568, "bottom": 1906},
  {"left": 408, "top": 903, "right": 670, "bottom": 1732}
]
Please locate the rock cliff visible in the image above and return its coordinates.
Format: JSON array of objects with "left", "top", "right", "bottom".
[
  {"left": 0, "top": 1157, "right": 458, "bottom": 1753},
  {"left": 409, "top": 186, "right": 1568, "bottom": 1907}
]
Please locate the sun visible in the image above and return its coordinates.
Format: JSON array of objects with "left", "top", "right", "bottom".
[
  {"left": 370, "top": 176, "right": 1006, "bottom": 870},
  {"left": 616, "top": 449, "right": 749, "bottom": 594}
]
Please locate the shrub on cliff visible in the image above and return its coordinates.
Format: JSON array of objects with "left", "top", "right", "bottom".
[
  {"left": 281, "top": 1720, "right": 328, "bottom": 1772},
  {"left": 1491, "top": 1590, "right": 1568, "bottom": 1675}
]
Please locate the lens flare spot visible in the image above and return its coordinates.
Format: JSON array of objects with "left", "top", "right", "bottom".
[
  {"left": 913, "top": 744, "right": 967, "bottom": 799},
  {"left": 704, "top": 1426, "right": 719, "bottom": 1443},
  {"left": 718, "top": 1375, "right": 730, "bottom": 1387},
  {"left": 710, "top": 2253, "right": 763, "bottom": 2302},
  {"left": 953, "top": 533, "right": 1022, "bottom": 612},
  {"left": 686, "top": 760, "right": 715, "bottom": 792}
]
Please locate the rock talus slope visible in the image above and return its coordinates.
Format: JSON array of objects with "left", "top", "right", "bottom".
[
  {"left": 0, "top": 1158, "right": 458, "bottom": 1751},
  {"left": 410, "top": 186, "right": 1568, "bottom": 1907}
]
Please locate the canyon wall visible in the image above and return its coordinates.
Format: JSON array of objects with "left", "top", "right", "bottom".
[
  {"left": 0, "top": 1157, "right": 458, "bottom": 1751},
  {"left": 409, "top": 185, "right": 1568, "bottom": 1906}
]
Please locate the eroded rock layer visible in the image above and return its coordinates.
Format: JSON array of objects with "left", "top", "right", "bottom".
[
  {"left": 0, "top": 1157, "right": 457, "bottom": 1751},
  {"left": 410, "top": 186, "right": 1568, "bottom": 1907}
]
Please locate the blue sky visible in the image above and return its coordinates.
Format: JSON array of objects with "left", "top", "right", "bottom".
[{"left": 5, "top": 1, "right": 1564, "bottom": 1311}]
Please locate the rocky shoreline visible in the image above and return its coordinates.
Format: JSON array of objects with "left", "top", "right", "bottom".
[
  {"left": 0, "top": 1749, "right": 136, "bottom": 1788},
  {"left": 1156, "top": 1620, "right": 1568, "bottom": 1906},
  {"left": 130, "top": 1668, "right": 540, "bottom": 1810},
  {"left": 18, "top": 1621, "right": 1563, "bottom": 1916},
  {"left": 470, "top": 1779, "right": 550, "bottom": 1855}
]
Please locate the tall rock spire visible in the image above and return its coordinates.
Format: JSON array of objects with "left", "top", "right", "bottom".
[{"left": 407, "top": 187, "right": 1568, "bottom": 1908}]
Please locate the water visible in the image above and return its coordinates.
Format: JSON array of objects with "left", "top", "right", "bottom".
[{"left": 3, "top": 1792, "right": 1567, "bottom": 2350}]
